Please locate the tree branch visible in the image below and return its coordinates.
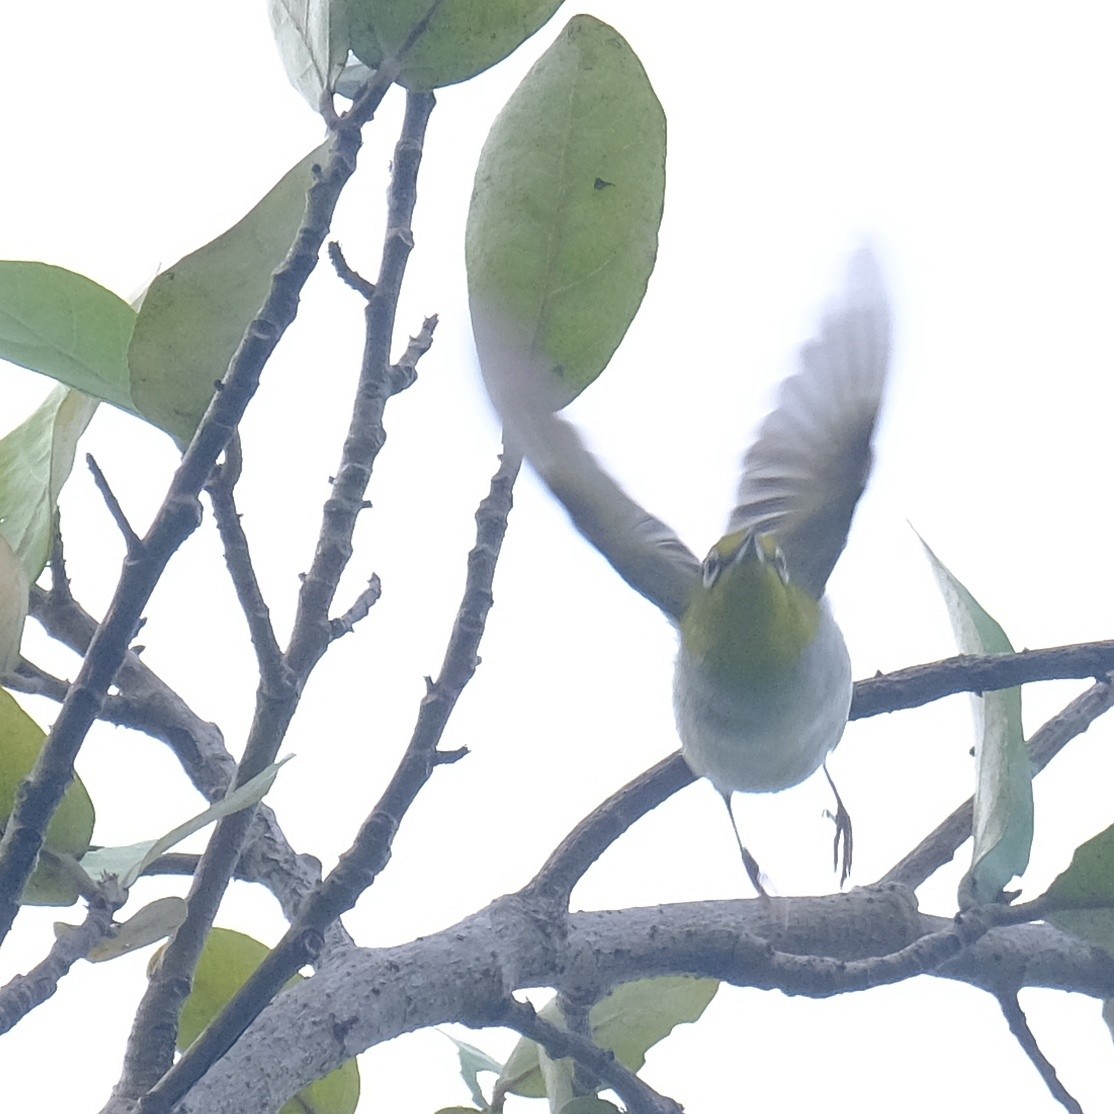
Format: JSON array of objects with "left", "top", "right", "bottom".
[
  {"left": 880, "top": 677, "right": 1114, "bottom": 888},
  {"left": 998, "top": 992, "right": 1083, "bottom": 1113},
  {"left": 147, "top": 445, "right": 520, "bottom": 1112},
  {"left": 496, "top": 996, "right": 683, "bottom": 1114},
  {"left": 0, "top": 881, "right": 126, "bottom": 1034},
  {"left": 168, "top": 886, "right": 1114, "bottom": 1113},
  {"left": 113, "top": 90, "right": 438, "bottom": 1106},
  {"left": 0, "top": 53, "right": 400, "bottom": 942}
]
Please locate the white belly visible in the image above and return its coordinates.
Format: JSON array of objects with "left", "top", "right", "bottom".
[{"left": 672, "top": 600, "right": 852, "bottom": 793}]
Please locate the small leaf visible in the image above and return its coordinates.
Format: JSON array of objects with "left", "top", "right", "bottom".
[
  {"left": 438, "top": 1031, "right": 503, "bottom": 1109},
  {"left": 538, "top": 1045, "right": 576, "bottom": 1112},
  {"left": 0, "top": 537, "right": 28, "bottom": 673},
  {"left": 80, "top": 758, "right": 288, "bottom": 888},
  {"left": 919, "top": 535, "right": 1033, "bottom": 904},
  {"left": 268, "top": 0, "right": 346, "bottom": 109},
  {"left": 344, "top": 0, "right": 561, "bottom": 91},
  {"left": 497, "top": 978, "right": 718, "bottom": 1099},
  {"left": 1102, "top": 999, "right": 1114, "bottom": 1044},
  {"left": 86, "top": 896, "right": 188, "bottom": 962},
  {"left": 1044, "top": 823, "right": 1114, "bottom": 954},
  {"left": 0, "top": 386, "right": 97, "bottom": 581},
  {"left": 0, "top": 688, "right": 95, "bottom": 905},
  {"left": 128, "top": 143, "right": 329, "bottom": 445},
  {"left": 0, "top": 261, "right": 137, "bottom": 412},
  {"left": 176, "top": 928, "right": 360, "bottom": 1114},
  {"left": 468, "top": 16, "right": 666, "bottom": 410}
]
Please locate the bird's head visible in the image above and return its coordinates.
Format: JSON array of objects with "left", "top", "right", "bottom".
[{"left": 679, "top": 530, "right": 821, "bottom": 683}]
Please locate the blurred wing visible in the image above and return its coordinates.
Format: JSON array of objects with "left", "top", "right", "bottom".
[
  {"left": 727, "top": 247, "right": 892, "bottom": 598},
  {"left": 474, "top": 303, "right": 701, "bottom": 623}
]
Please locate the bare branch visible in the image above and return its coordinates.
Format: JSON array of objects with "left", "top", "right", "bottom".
[
  {"left": 880, "top": 678, "right": 1114, "bottom": 888},
  {"left": 0, "top": 52, "right": 400, "bottom": 943},
  {"left": 998, "top": 993, "right": 1083, "bottom": 1113},
  {"left": 86, "top": 453, "right": 143, "bottom": 556},
  {"left": 124, "top": 89, "right": 441, "bottom": 1109},
  {"left": 328, "top": 574, "right": 382, "bottom": 640},
  {"left": 0, "top": 880, "right": 126, "bottom": 1034},
  {"left": 205, "top": 436, "right": 286, "bottom": 692}
]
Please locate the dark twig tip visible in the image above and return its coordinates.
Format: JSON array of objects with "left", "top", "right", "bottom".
[{"left": 86, "top": 453, "right": 143, "bottom": 556}]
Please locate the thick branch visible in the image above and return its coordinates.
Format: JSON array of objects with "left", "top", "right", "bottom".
[{"left": 170, "top": 886, "right": 1114, "bottom": 1113}]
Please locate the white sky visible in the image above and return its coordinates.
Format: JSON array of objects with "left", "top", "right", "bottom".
[{"left": 2, "top": 3, "right": 1114, "bottom": 1111}]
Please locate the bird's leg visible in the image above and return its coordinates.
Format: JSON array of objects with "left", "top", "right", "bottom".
[
  {"left": 721, "top": 791, "right": 769, "bottom": 898},
  {"left": 823, "top": 763, "right": 853, "bottom": 885}
]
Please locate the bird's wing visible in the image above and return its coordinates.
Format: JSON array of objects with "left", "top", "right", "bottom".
[
  {"left": 726, "top": 247, "right": 892, "bottom": 599},
  {"left": 474, "top": 305, "right": 701, "bottom": 624}
]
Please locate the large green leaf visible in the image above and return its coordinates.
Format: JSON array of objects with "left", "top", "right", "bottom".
[
  {"left": 467, "top": 15, "right": 665, "bottom": 408},
  {"left": 268, "top": 0, "right": 347, "bottom": 109},
  {"left": 0, "top": 538, "right": 28, "bottom": 673},
  {"left": 0, "top": 261, "right": 136, "bottom": 411},
  {"left": 344, "top": 0, "right": 561, "bottom": 90},
  {"left": 128, "top": 143, "right": 329, "bottom": 446},
  {"left": 0, "top": 688, "right": 95, "bottom": 905},
  {"left": 1043, "top": 823, "right": 1114, "bottom": 954},
  {"left": 0, "top": 386, "right": 97, "bottom": 582},
  {"left": 920, "top": 536, "right": 1033, "bottom": 904},
  {"left": 174, "top": 927, "right": 360, "bottom": 1114},
  {"left": 497, "top": 978, "right": 718, "bottom": 1099}
]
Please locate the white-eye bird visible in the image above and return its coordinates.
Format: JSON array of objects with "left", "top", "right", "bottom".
[{"left": 475, "top": 247, "right": 891, "bottom": 894}]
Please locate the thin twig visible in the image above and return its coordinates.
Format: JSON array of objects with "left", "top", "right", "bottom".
[
  {"left": 880, "top": 678, "right": 1114, "bottom": 888},
  {"left": 0, "top": 880, "right": 125, "bottom": 1035},
  {"left": 328, "top": 574, "right": 382, "bottom": 640},
  {"left": 328, "top": 240, "right": 376, "bottom": 298},
  {"left": 998, "top": 993, "right": 1083, "bottom": 1113},
  {"left": 497, "top": 996, "right": 683, "bottom": 1114},
  {"left": 205, "top": 435, "right": 287, "bottom": 693},
  {"left": 86, "top": 453, "right": 142, "bottom": 555},
  {"left": 142, "top": 448, "right": 520, "bottom": 1113},
  {"left": 389, "top": 314, "right": 438, "bottom": 393}
]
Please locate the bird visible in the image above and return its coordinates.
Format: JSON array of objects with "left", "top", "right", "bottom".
[{"left": 475, "top": 247, "right": 891, "bottom": 894}]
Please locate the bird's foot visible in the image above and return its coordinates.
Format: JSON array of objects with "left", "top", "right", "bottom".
[{"left": 823, "top": 763, "right": 853, "bottom": 886}]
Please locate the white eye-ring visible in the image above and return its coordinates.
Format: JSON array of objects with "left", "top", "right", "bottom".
[{"left": 701, "top": 552, "right": 722, "bottom": 588}]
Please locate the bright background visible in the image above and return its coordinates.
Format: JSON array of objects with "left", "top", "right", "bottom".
[{"left": 2, "top": 3, "right": 1113, "bottom": 1110}]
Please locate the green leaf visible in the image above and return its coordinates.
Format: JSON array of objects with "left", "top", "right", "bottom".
[
  {"left": 467, "top": 15, "right": 665, "bottom": 408},
  {"left": 173, "top": 927, "right": 360, "bottom": 1114},
  {"left": 0, "top": 261, "right": 137, "bottom": 411},
  {"left": 268, "top": 0, "right": 347, "bottom": 109},
  {"left": 0, "top": 537, "right": 28, "bottom": 673},
  {"left": 0, "top": 688, "right": 95, "bottom": 905},
  {"left": 559, "top": 1101, "right": 621, "bottom": 1114},
  {"left": 497, "top": 978, "right": 718, "bottom": 1099},
  {"left": 0, "top": 386, "right": 97, "bottom": 582},
  {"left": 80, "top": 759, "right": 288, "bottom": 888},
  {"left": 919, "top": 535, "right": 1033, "bottom": 904},
  {"left": 1044, "top": 823, "right": 1114, "bottom": 954},
  {"left": 344, "top": 0, "right": 561, "bottom": 91},
  {"left": 86, "top": 896, "right": 188, "bottom": 962},
  {"left": 127, "top": 142, "right": 329, "bottom": 446},
  {"left": 438, "top": 1031, "right": 503, "bottom": 1109}
]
